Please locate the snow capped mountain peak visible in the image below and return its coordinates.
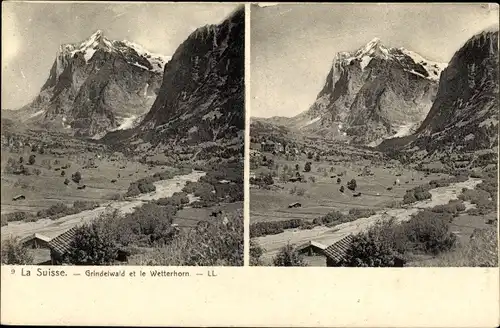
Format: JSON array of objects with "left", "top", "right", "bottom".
[
  {"left": 91, "top": 29, "right": 103, "bottom": 37},
  {"left": 354, "top": 37, "right": 389, "bottom": 59},
  {"left": 56, "top": 31, "right": 170, "bottom": 73},
  {"left": 332, "top": 38, "right": 447, "bottom": 81}
]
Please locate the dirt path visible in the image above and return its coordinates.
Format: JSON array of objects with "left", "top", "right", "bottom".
[
  {"left": 1, "top": 170, "right": 206, "bottom": 241},
  {"left": 257, "top": 178, "right": 482, "bottom": 263}
]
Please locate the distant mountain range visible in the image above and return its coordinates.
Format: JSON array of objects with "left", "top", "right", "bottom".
[
  {"left": 261, "top": 38, "right": 447, "bottom": 145},
  {"left": 259, "top": 30, "right": 499, "bottom": 156},
  {"left": 8, "top": 6, "right": 245, "bottom": 152},
  {"left": 10, "top": 30, "right": 170, "bottom": 138}
]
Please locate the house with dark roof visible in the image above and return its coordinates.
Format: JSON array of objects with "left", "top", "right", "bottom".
[
  {"left": 323, "top": 234, "right": 406, "bottom": 267},
  {"left": 47, "top": 226, "right": 130, "bottom": 265},
  {"left": 324, "top": 235, "right": 354, "bottom": 267},
  {"left": 48, "top": 227, "right": 79, "bottom": 264}
]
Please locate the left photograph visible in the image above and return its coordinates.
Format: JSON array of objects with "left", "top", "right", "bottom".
[{"left": 1, "top": 2, "right": 245, "bottom": 266}]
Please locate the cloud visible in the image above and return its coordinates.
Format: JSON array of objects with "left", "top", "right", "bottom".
[{"left": 1, "top": 7, "right": 21, "bottom": 69}]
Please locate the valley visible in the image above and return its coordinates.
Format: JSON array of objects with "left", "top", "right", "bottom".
[
  {"left": 1, "top": 4, "right": 245, "bottom": 267},
  {"left": 250, "top": 27, "right": 498, "bottom": 268}
]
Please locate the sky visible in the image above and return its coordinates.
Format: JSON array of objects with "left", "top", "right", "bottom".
[
  {"left": 251, "top": 3, "right": 499, "bottom": 118},
  {"left": 1, "top": 1, "right": 239, "bottom": 109}
]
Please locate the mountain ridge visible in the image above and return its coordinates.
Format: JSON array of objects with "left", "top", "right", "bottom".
[
  {"left": 15, "top": 30, "right": 171, "bottom": 138},
  {"left": 261, "top": 38, "right": 447, "bottom": 145}
]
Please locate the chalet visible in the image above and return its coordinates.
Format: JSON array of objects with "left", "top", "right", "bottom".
[
  {"left": 296, "top": 241, "right": 327, "bottom": 256},
  {"left": 47, "top": 227, "right": 130, "bottom": 265},
  {"left": 324, "top": 234, "right": 405, "bottom": 267},
  {"left": 288, "top": 176, "right": 302, "bottom": 183},
  {"left": 288, "top": 202, "right": 302, "bottom": 208},
  {"left": 12, "top": 194, "right": 25, "bottom": 201},
  {"left": 48, "top": 227, "right": 79, "bottom": 264},
  {"left": 21, "top": 233, "right": 52, "bottom": 250},
  {"left": 324, "top": 235, "right": 354, "bottom": 267}
]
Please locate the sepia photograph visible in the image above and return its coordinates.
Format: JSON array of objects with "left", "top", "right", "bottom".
[
  {"left": 1, "top": 2, "right": 245, "bottom": 266},
  {"left": 249, "top": 3, "right": 499, "bottom": 267}
]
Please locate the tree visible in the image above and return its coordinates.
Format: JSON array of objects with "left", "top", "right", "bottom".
[
  {"left": 304, "top": 162, "right": 312, "bottom": 172},
  {"left": 63, "top": 219, "right": 119, "bottom": 265},
  {"left": 64, "top": 178, "right": 70, "bottom": 185},
  {"left": 315, "top": 154, "right": 321, "bottom": 161},
  {"left": 273, "top": 243, "right": 307, "bottom": 267},
  {"left": 295, "top": 164, "right": 300, "bottom": 171},
  {"left": 130, "top": 210, "right": 244, "bottom": 266},
  {"left": 72, "top": 171, "right": 82, "bottom": 183},
  {"left": 340, "top": 185, "right": 345, "bottom": 193},
  {"left": 250, "top": 239, "right": 265, "bottom": 266},
  {"left": 1, "top": 237, "right": 33, "bottom": 264},
  {"left": 28, "top": 154, "right": 36, "bottom": 165},
  {"left": 337, "top": 177, "right": 341, "bottom": 184},
  {"left": 19, "top": 156, "right": 24, "bottom": 164},
  {"left": 61, "top": 170, "right": 66, "bottom": 177},
  {"left": 262, "top": 174, "right": 274, "bottom": 186},
  {"left": 341, "top": 232, "right": 400, "bottom": 267},
  {"left": 307, "top": 152, "right": 313, "bottom": 160},
  {"left": 347, "top": 179, "right": 357, "bottom": 191}
]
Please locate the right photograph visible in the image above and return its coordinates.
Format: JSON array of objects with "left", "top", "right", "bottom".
[{"left": 249, "top": 3, "right": 499, "bottom": 267}]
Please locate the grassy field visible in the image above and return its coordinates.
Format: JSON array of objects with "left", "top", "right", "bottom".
[
  {"left": 250, "top": 141, "right": 497, "bottom": 266},
  {"left": 250, "top": 150, "right": 447, "bottom": 223},
  {"left": 174, "top": 201, "right": 243, "bottom": 228},
  {"left": 1, "top": 146, "right": 172, "bottom": 214}
]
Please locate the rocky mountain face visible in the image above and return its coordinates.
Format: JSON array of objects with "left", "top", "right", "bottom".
[
  {"left": 19, "top": 30, "right": 169, "bottom": 137},
  {"left": 410, "top": 30, "right": 499, "bottom": 155},
  {"left": 127, "top": 7, "right": 244, "bottom": 147},
  {"left": 282, "top": 38, "right": 446, "bottom": 145}
]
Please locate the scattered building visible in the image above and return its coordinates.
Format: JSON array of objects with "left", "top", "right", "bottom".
[
  {"left": 288, "top": 202, "right": 302, "bottom": 208},
  {"left": 12, "top": 194, "right": 25, "bottom": 201}
]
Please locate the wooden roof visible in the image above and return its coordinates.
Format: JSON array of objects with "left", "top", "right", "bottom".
[
  {"left": 323, "top": 235, "right": 354, "bottom": 263},
  {"left": 48, "top": 227, "right": 79, "bottom": 256}
]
